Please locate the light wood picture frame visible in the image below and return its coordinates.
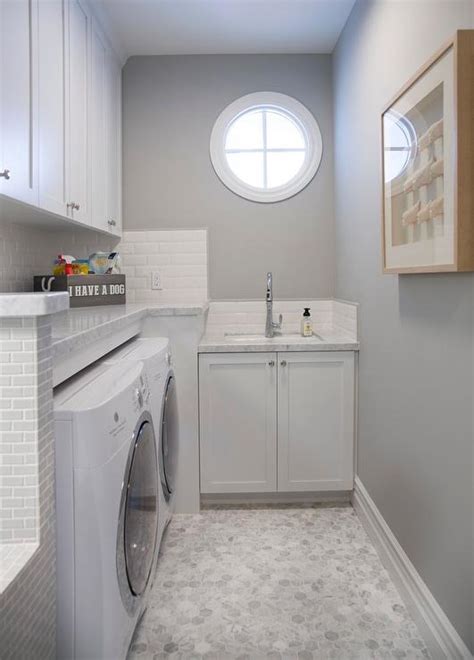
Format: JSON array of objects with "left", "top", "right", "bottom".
[{"left": 382, "top": 30, "right": 474, "bottom": 274}]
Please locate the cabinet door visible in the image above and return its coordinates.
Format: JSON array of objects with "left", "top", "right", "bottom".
[
  {"left": 278, "top": 351, "right": 355, "bottom": 492},
  {"left": 105, "top": 50, "right": 122, "bottom": 235},
  {"left": 89, "top": 17, "right": 107, "bottom": 230},
  {"left": 66, "top": 0, "right": 89, "bottom": 223},
  {"left": 38, "top": 0, "right": 67, "bottom": 216},
  {"left": 199, "top": 353, "right": 277, "bottom": 493},
  {"left": 0, "top": 0, "right": 38, "bottom": 204}
]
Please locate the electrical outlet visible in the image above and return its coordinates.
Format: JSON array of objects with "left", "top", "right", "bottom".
[{"left": 151, "top": 271, "right": 162, "bottom": 290}]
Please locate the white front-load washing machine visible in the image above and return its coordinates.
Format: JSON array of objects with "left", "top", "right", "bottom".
[
  {"left": 104, "top": 338, "right": 179, "bottom": 548},
  {"left": 54, "top": 360, "right": 160, "bottom": 660}
]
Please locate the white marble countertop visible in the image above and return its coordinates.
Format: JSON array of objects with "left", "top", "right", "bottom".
[
  {"left": 52, "top": 302, "right": 208, "bottom": 357},
  {"left": 0, "top": 292, "right": 69, "bottom": 317},
  {"left": 0, "top": 543, "right": 39, "bottom": 595},
  {"left": 199, "top": 330, "right": 359, "bottom": 353}
]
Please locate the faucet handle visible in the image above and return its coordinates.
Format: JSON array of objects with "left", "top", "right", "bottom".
[{"left": 272, "top": 314, "right": 283, "bottom": 331}]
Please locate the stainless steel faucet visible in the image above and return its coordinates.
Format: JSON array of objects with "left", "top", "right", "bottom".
[{"left": 265, "top": 272, "right": 283, "bottom": 338}]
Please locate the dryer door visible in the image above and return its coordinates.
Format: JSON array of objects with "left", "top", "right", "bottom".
[
  {"left": 160, "top": 373, "right": 179, "bottom": 500},
  {"left": 117, "top": 412, "right": 159, "bottom": 613}
]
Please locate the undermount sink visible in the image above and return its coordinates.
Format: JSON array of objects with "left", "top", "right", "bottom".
[{"left": 224, "top": 332, "right": 325, "bottom": 342}]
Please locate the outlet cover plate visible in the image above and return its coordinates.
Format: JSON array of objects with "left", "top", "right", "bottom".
[{"left": 151, "top": 271, "right": 162, "bottom": 290}]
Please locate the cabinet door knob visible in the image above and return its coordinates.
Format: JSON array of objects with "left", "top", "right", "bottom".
[
  {"left": 108, "top": 219, "right": 116, "bottom": 227},
  {"left": 280, "top": 360, "right": 287, "bottom": 367},
  {"left": 268, "top": 360, "right": 275, "bottom": 367},
  {"left": 0, "top": 169, "right": 10, "bottom": 180},
  {"left": 67, "top": 202, "right": 80, "bottom": 211}
]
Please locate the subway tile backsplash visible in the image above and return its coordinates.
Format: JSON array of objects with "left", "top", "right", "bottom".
[
  {"left": 0, "top": 218, "right": 117, "bottom": 293},
  {"left": 205, "top": 299, "right": 358, "bottom": 338},
  {"left": 117, "top": 229, "right": 208, "bottom": 303}
]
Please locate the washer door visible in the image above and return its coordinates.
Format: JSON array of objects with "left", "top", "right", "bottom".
[
  {"left": 117, "top": 412, "right": 159, "bottom": 613},
  {"left": 160, "top": 373, "right": 179, "bottom": 500}
]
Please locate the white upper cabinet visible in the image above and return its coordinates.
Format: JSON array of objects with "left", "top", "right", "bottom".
[
  {"left": 0, "top": 0, "right": 38, "bottom": 205},
  {"left": 38, "top": 0, "right": 67, "bottom": 216},
  {"left": 89, "top": 17, "right": 107, "bottom": 231},
  {"left": 0, "top": 0, "right": 122, "bottom": 234},
  {"left": 105, "top": 53, "right": 122, "bottom": 235},
  {"left": 277, "top": 352, "right": 355, "bottom": 492},
  {"left": 66, "top": 0, "right": 91, "bottom": 224}
]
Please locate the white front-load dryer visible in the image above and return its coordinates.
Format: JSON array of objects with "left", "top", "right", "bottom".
[
  {"left": 54, "top": 360, "right": 160, "bottom": 660},
  {"left": 104, "top": 338, "right": 179, "bottom": 549}
]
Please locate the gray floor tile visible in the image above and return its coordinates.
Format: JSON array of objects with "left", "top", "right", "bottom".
[{"left": 128, "top": 507, "right": 429, "bottom": 660}]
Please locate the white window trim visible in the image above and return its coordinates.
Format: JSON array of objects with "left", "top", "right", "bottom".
[{"left": 210, "top": 92, "right": 323, "bottom": 203}]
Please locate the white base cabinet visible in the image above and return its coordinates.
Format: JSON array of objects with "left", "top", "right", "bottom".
[{"left": 199, "top": 351, "right": 355, "bottom": 494}]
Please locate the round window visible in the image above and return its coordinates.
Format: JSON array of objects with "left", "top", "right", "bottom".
[
  {"left": 210, "top": 92, "right": 323, "bottom": 203},
  {"left": 383, "top": 110, "right": 417, "bottom": 183}
]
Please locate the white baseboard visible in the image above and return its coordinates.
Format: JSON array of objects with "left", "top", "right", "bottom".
[
  {"left": 201, "top": 490, "right": 351, "bottom": 507},
  {"left": 352, "top": 476, "right": 472, "bottom": 660}
]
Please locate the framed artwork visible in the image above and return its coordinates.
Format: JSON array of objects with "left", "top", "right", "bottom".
[{"left": 382, "top": 30, "right": 474, "bottom": 273}]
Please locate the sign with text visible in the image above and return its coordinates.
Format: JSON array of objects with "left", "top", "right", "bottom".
[{"left": 34, "top": 275, "right": 126, "bottom": 307}]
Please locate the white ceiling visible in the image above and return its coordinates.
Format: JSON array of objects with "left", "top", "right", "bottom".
[{"left": 94, "top": 0, "right": 356, "bottom": 58}]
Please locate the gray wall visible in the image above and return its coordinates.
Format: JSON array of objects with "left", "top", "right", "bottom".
[
  {"left": 122, "top": 55, "right": 335, "bottom": 300},
  {"left": 333, "top": 0, "right": 473, "bottom": 650}
]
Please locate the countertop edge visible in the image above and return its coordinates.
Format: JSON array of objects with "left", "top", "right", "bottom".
[
  {"left": 198, "top": 341, "right": 360, "bottom": 353},
  {"left": 0, "top": 292, "right": 69, "bottom": 317}
]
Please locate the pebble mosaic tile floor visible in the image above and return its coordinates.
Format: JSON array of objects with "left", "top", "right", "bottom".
[{"left": 128, "top": 506, "right": 430, "bottom": 660}]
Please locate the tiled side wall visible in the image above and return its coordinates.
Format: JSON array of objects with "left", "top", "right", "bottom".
[
  {"left": 118, "top": 230, "right": 208, "bottom": 303},
  {"left": 1, "top": 319, "right": 42, "bottom": 545},
  {"left": 0, "top": 316, "right": 56, "bottom": 658},
  {"left": 0, "top": 218, "right": 117, "bottom": 293}
]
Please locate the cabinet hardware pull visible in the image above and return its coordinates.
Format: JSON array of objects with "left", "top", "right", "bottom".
[
  {"left": 268, "top": 360, "right": 275, "bottom": 367},
  {"left": 67, "top": 202, "right": 80, "bottom": 211},
  {"left": 108, "top": 219, "right": 116, "bottom": 227},
  {"left": 0, "top": 169, "right": 10, "bottom": 180},
  {"left": 280, "top": 360, "right": 287, "bottom": 367}
]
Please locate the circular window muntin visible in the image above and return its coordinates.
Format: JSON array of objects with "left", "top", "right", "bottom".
[{"left": 210, "top": 92, "right": 323, "bottom": 203}]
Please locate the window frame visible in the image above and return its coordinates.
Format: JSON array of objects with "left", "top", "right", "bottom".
[{"left": 210, "top": 92, "right": 323, "bottom": 203}]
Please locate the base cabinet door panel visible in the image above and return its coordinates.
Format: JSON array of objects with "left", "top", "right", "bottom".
[
  {"left": 277, "top": 351, "right": 355, "bottom": 491},
  {"left": 199, "top": 353, "right": 277, "bottom": 493}
]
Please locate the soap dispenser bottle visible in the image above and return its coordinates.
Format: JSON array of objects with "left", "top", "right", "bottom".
[{"left": 301, "top": 308, "right": 313, "bottom": 337}]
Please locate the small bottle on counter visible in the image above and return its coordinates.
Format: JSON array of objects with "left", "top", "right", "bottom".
[{"left": 301, "top": 308, "right": 313, "bottom": 337}]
